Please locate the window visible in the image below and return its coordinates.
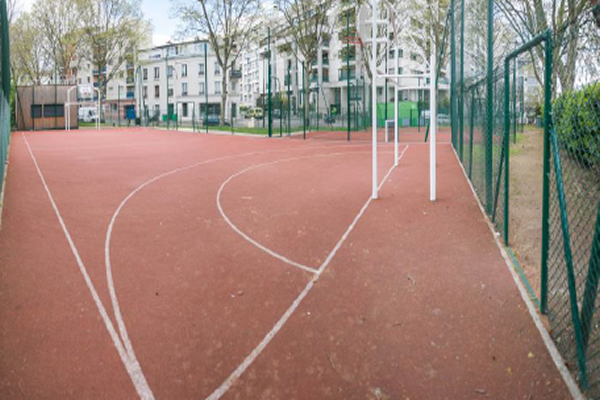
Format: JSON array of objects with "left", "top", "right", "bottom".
[
  {"left": 78, "top": 78, "right": 82, "bottom": 84},
  {"left": 43, "top": 104, "right": 65, "bottom": 117},
  {"left": 154, "top": 85, "right": 160, "bottom": 98},
  {"left": 214, "top": 62, "right": 221, "bottom": 75},
  {"left": 410, "top": 52, "right": 418, "bottom": 61},
  {"left": 31, "top": 105, "right": 42, "bottom": 118},
  {"left": 168, "top": 88, "right": 174, "bottom": 97},
  {"left": 143, "top": 86, "right": 148, "bottom": 98},
  {"left": 87, "top": 77, "right": 91, "bottom": 83},
  {"left": 397, "top": 67, "right": 403, "bottom": 75},
  {"left": 154, "top": 67, "right": 160, "bottom": 79},
  {"left": 398, "top": 49, "right": 403, "bottom": 58},
  {"left": 154, "top": 104, "right": 160, "bottom": 116},
  {"left": 181, "top": 64, "right": 187, "bottom": 77},
  {"left": 182, "top": 103, "right": 188, "bottom": 117},
  {"left": 199, "top": 63, "right": 205, "bottom": 75},
  {"left": 389, "top": 49, "right": 395, "bottom": 58},
  {"left": 143, "top": 68, "right": 148, "bottom": 80},
  {"left": 181, "top": 82, "right": 188, "bottom": 96},
  {"left": 199, "top": 82, "right": 205, "bottom": 94},
  {"left": 214, "top": 81, "right": 221, "bottom": 94},
  {"left": 167, "top": 66, "right": 174, "bottom": 78}
]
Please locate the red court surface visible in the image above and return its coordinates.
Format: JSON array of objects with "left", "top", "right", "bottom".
[{"left": 0, "top": 128, "right": 573, "bottom": 399}]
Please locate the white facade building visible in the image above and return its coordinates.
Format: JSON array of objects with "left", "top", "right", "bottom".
[
  {"left": 237, "top": 3, "right": 449, "bottom": 122},
  {"left": 136, "top": 40, "right": 242, "bottom": 125}
]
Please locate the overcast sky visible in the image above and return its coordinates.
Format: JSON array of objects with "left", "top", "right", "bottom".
[{"left": 17, "top": 0, "right": 180, "bottom": 46}]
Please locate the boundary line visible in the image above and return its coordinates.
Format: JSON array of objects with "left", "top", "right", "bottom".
[
  {"left": 21, "top": 133, "right": 156, "bottom": 400},
  {"left": 205, "top": 145, "right": 410, "bottom": 400},
  {"left": 451, "top": 147, "right": 585, "bottom": 400}
]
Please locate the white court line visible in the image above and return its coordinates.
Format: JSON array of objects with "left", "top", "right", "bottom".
[
  {"left": 21, "top": 133, "right": 156, "bottom": 400},
  {"left": 205, "top": 145, "right": 410, "bottom": 400},
  {"left": 450, "top": 148, "right": 585, "bottom": 400},
  {"left": 103, "top": 141, "right": 395, "bottom": 397},
  {"left": 216, "top": 151, "right": 395, "bottom": 275}
]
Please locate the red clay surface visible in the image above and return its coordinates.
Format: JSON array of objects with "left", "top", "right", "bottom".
[{"left": 0, "top": 127, "right": 571, "bottom": 399}]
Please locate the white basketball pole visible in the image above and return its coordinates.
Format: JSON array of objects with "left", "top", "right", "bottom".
[
  {"left": 394, "top": 45, "right": 399, "bottom": 166},
  {"left": 429, "top": 49, "right": 437, "bottom": 201},
  {"left": 371, "top": 0, "right": 378, "bottom": 199}
]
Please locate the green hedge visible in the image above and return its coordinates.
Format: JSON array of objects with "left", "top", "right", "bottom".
[{"left": 553, "top": 82, "right": 600, "bottom": 167}]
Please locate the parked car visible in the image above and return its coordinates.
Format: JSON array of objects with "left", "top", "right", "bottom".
[
  {"left": 203, "top": 115, "right": 220, "bottom": 126},
  {"left": 245, "top": 107, "right": 264, "bottom": 119},
  {"left": 78, "top": 107, "right": 99, "bottom": 122},
  {"left": 437, "top": 114, "right": 450, "bottom": 125}
]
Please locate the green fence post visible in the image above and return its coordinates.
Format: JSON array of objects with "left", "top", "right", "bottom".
[
  {"left": 485, "top": 0, "right": 494, "bottom": 214},
  {"left": 287, "top": 64, "right": 291, "bottom": 136},
  {"left": 54, "top": 63, "right": 57, "bottom": 129},
  {"left": 503, "top": 59, "right": 511, "bottom": 244},
  {"left": 118, "top": 85, "right": 121, "bottom": 127},
  {"left": 469, "top": 90, "right": 475, "bottom": 178},
  {"left": 512, "top": 58, "right": 517, "bottom": 144},
  {"left": 459, "top": 0, "right": 464, "bottom": 160},
  {"left": 450, "top": 0, "right": 456, "bottom": 150},
  {"left": 302, "top": 61, "right": 306, "bottom": 140},
  {"left": 347, "top": 11, "right": 351, "bottom": 141},
  {"left": 205, "top": 42, "right": 208, "bottom": 134},
  {"left": 540, "top": 31, "right": 552, "bottom": 315},
  {"left": 267, "top": 28, "right": 272, "bottom": 138}
]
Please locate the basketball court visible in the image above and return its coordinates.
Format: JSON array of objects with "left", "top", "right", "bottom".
[{"left": 0, "top": 127, "right": 577, "bottom": 399}]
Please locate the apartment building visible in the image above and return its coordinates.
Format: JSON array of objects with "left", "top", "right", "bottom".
[
  {"left": 136, "top": 39, "right": 242, "bottom": 124},
  {"left": 238, "top": 2, "right": 449, "bottom": 119}
]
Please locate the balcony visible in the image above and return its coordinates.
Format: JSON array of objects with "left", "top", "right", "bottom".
[
  {"left": 310, "top": 75, "right": 319, "bottom": 83},
  {"left": 126, "top": 77, "right": 134, "bottom": 85},
  {"left": 229, "top": 69, "right": 242, "bottom": 79},
  {"left": 92, "top": 67, "right": 107, "bottom": 75},
  {"left": 126, "top": 92, "right": 134, "bottom": 99},
  {"left": 126, "top": 62, "right": 134, "bottom": 70}
]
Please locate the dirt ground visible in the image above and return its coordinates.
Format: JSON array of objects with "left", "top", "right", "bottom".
[{"left": 509, "top": 127, "right": 544, "bottom": 298}]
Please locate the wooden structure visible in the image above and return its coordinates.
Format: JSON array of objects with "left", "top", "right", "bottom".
[{"left": 15, "top": 85, "right": 78, "bottom": 131}]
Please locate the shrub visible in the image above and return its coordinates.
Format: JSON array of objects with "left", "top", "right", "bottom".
[{"left": 553, "top": 82, "right": 600, "bottom": 168}]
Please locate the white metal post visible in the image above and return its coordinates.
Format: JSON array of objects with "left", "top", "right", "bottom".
[
  {"left": 371, "top": 0, "right": 378, "bottom": 199},
  {"left": 429, "top": 49, "right": 437, "bottom": 201},
  {"left": 394, "top": 46, "right": 399, "bottom": 166}
]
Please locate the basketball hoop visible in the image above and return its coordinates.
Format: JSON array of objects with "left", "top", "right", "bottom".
[{"left": 78, "top": 84, "right": 94, "bottom": 99}]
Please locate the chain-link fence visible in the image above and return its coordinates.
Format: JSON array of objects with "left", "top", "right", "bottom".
[
  {"left": 447, "top": 0, "right": 600, "bottom": 395},
  {"left": 546, "top": 81, "right": 600, "bottom": 395},
  {"left": 0, "top": 0, "right": 11, "bottom": 196}
]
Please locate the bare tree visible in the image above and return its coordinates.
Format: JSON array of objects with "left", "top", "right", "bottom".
[
  {"left": 6, "top": 0, "right": 19, "bottom": 25},
  {"left": 78, "top": 0, "right": 144, "bottom": 109},
  {"left": 402, "top": 0, "right": 450, "bottom": 73},
  {"left": 275, "top": 0, "right": 334, "bottom": 123},
  {"left": 496, "top": 0, "right": 595, "bottom": 91},
  {"left": 173, "top": 0, "right": 259, "bottom": 124},
  {"left": 9, "top": 12, "right": 50, "bottom": 84},
  {"left": 32, "top": 0, "right": 84, "bottom": 83}
]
